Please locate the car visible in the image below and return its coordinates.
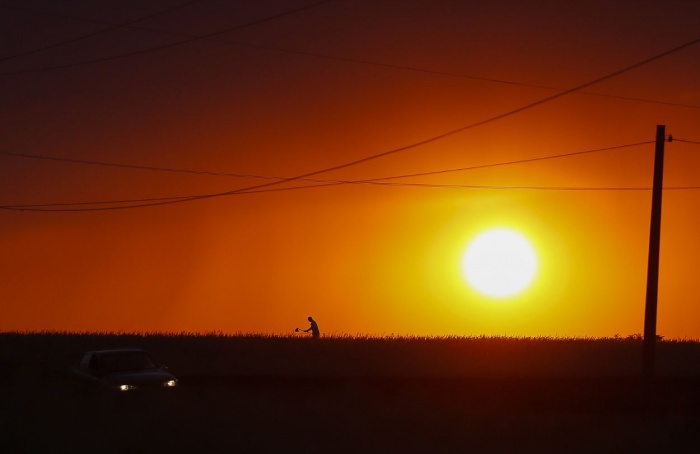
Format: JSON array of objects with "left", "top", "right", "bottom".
[{"left": 73, "top": 348, "right": 178, "bottom": 394}]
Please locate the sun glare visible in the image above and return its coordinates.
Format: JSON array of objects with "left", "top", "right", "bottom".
[{"left": 461, "top": 228, "right": 538, "bottom": 298}]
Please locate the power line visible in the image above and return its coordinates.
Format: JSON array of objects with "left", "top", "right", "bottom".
[
  {"left": 4, "top": 35, "right": 699, "bottom": 212},
  {"left": 227, "top": 42, "right": 700, "bottom": 111},
  {"left": 3, "top": 4, "right": 699, "bottom": 112},
  {"left": 215, "top": 36, "right": 700, "bottom": 202},
  {"left": 371, "top": 141, "right": 656, "bottom": 182},
  {"left": 0, "top": 140, "right": 654, "bottom": 184},
  {"left": 0, "top": 150, "right": 281, "bottom": 181},
  {"left": 0, "top": 140, "right": 675, "bottom": 212},
  {"left": 0, "top": 0, "right": 334, "bottom": 76},
  {"left": 675, "top": 138, "right": 700, "bottom": 146},
  {"left": 0, "top": 0, "right": 206, "bottom": 64},
  {"left": 170, "top": 36, "right": 700, "bottom": 208},
  {"left": 6, "top": 181, "right": 700, "bottom": 212},
  {"left": 1, "top": 194, "right": 196, "bottom": 210}
]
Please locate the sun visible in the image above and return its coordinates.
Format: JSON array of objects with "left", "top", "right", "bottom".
[{"left": 461, "top": 228, "right": 538, "bottom": 298}]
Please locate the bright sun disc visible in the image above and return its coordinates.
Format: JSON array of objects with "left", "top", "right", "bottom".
[{"left": 462, "top": 228, "right": 537, "bottom": 298}]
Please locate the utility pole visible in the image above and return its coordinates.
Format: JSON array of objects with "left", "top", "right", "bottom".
[{"left": 642, "top": 125, "right": 666, "bottom": 383}]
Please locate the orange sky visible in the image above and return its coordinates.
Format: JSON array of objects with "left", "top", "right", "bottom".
[{"left": 2, "top": 0, "right": 700, "bottom": 337}]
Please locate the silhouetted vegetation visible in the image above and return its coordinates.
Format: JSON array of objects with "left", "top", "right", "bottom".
[{"left": 3, "top": 331, "right": 700, "bottom": 382}]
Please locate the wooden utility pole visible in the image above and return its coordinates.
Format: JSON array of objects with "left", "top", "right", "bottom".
[{"left": 642, "top": 125, "right": 666, "bottom": 382}]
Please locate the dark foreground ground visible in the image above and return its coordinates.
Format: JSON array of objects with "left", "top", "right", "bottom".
[
  {"left": 3, "top": 376, "right": 700, "bottom": 453},
  {"left": 0, "top": 379, "right": 700, "bottom": 453},
  {"left": 2, "top": 334, "right": 700, "bottom": 453}
]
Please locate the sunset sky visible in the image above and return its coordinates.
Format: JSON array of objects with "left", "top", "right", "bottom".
[{"left": 2, "top": 0, "right": 700, "bottom": 337}]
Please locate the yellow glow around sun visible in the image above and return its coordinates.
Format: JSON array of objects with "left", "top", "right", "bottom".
[{"left": 461, "top": 228, "right": 538, "bottom": 298}]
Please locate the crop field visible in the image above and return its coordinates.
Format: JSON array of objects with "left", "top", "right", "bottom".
[{"left": 2, "top": 332, "right": 700, "bottom": 453}]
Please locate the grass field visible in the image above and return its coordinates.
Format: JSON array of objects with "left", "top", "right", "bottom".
[{"left": 2, "top": 332, "right": 700, "bottom": 453}]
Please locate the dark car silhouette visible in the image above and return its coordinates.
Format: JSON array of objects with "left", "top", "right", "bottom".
[{"left": 73, "top": 349, "right": 178, "bottom": 393}]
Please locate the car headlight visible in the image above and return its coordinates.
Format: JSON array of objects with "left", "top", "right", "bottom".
[
  {"left": 117, "top": 384, "right": 138, "bottom": 392},
  {"left": 163, "top": 379, "right": 178, "bottom": 388}
]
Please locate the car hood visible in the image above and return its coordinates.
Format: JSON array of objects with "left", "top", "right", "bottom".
[{"left": 101, "top": 369, "right": 177, "bottom": 387}]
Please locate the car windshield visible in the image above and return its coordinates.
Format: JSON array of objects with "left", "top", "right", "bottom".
[{"left": 99, "top": 351, "right": 158, "bottom": 373}]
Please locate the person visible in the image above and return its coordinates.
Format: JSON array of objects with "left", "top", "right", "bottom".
[{"left": 302, "top": 316, "right": 320, "bottom": 338}]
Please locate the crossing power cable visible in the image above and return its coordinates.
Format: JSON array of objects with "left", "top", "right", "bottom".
[
  {"left": 223, "top": 41, "right": 700, "bottom": 111},
  {"left": 3, "top": 35, "right": 699, "bottom": 212},
  {"left": 0, "top": 140, "right": 676, "bottom": 212},
  {"left": 0, "top": 0, "right": 207, "bottom": 64},
  {"left": 23, "top": 34, "right": 696, "bottom": 212},
  {"left": 7, "top": 181, "right": 700, "bottom": 212},
  {"left": 1, "top": 4, "right": 699, "bottom": 112},
  {"left": 0, "top": 0, "right": 334, "bottom": 76},
  {"left": 0, "top": 140, "right": 654, "bottom": 185}
]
